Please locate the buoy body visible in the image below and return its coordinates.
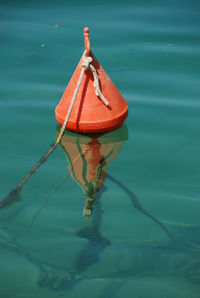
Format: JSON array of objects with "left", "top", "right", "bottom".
[{"left": 55, "top": 28, "right": 128, "bottom": 134}]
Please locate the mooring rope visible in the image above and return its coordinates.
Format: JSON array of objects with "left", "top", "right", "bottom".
[{"left": 0, "top": 51, "right": 109, "bottom": 207}]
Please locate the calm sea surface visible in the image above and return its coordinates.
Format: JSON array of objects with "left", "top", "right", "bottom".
[{"left": 1, "top": 1, "right": 200, "bottom": 297}]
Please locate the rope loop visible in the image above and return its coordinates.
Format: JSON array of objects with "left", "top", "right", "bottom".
[
  {"left": 82, "top": 51, "right": 93, "bottom": 69},
  {"left": 82, "top": 51, "right": 109, "bottom": 107}
]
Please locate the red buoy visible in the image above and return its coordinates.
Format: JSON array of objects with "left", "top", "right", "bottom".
[{"left": 55, "top": 27, "right": 128, "bottom": 134}]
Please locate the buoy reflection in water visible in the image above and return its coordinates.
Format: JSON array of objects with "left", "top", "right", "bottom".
[{"left": 58, "top": 125, "right": 128, "bottom": 220}]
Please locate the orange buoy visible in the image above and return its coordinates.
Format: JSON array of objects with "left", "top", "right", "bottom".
[
  {"left": 58, "top": 125, "right": 128, "bottom": 219},
  {"left": 55, "top": 27, "right": 128, "bottom": 134}
]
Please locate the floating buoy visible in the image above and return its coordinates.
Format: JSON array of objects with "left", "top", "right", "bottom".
[
  {"left": 58, "top": 125, "right": 128, "bottom": 219},
  {"left": 55, "top": 27, "right": 128, "bottom": 133},
  {"left": 1, "top": 27, "right": 129, "bottom": 206}
]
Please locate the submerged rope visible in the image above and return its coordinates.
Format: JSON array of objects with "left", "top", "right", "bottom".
[{"left": 0, "top": 51, "right": 109, "bottom": 207}]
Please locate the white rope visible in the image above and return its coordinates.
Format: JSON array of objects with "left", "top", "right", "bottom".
[
  {"left": 56, "top": 52, "right": 93, "bottom": 144},
  {"left": 56, "top": 67, "right": 85, "bottom": 144},
  {"left": 83, "top": 51, "right": 109, "bottom": 107}
]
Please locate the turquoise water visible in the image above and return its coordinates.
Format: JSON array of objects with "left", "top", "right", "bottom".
[{"left": 1, "top": 0, "right": 200, "bottom": 297}]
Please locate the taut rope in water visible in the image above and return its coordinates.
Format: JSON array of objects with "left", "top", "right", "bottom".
[{"left": 0, "top": 51, "right": 109, "bottom": 208}]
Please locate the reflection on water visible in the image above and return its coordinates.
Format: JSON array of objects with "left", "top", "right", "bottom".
[
  {"left": 0, "top": 126, "right": 200, "bottom": 296},
  {"left": 59, "top": 125, "right": 128, "bottom": 220}
]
